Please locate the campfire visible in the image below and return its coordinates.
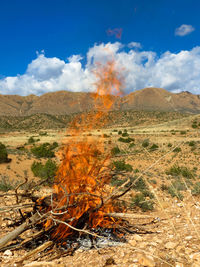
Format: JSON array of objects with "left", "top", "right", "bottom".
[{"left": 0, "top": 59, "right": 156, "bottom": 264}]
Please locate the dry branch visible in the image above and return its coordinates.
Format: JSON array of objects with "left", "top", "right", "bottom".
[
  {"left": 106, "top": 212, "right": 155, "bottom": 220},
  {"left": 0, "top": 212, "right": 47, "bottom": 250},
  {"left": 16, "top": 240, "right": 53, "bottom": 264}
]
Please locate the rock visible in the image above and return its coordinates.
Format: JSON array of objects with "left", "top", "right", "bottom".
[
  {"left": 129, "top": 239, "right": 137, "bottom": 247},
  {"left": 185, "top": 236, "right": 193, "bottom": 241},
  {"left": 3, "top": 249, "right": 13, "bottom": 256},
  {"left": 24, "top": 261, "right": 59, "bottom": 267},
  {"left": 190, "top": 252, "right": 200, "bottom": 262},
  {"left": 138, "top": 254, "right": 155, "bottom": 267},
  {"left": 133, "top": 234, "right": 142, "bottom": 241},
  {"left": 165, "top": 241, "right": 177, "bottom": 249},
  {"left": 175, "top": 262, "right": 184, "bottom": 267}
]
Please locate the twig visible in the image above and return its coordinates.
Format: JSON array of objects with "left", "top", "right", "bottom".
[
  {"left": 0, "top": 212, "right": 48, "bottom": 249},
  {"left": 51, "top": 217, "right": 106, "bottom": 239},
  {"left": 105, "top": 212, "right": 155, "bottom": 220},
  {"left": 16, "top": 241, "right": 53, "bottom": 264},
  {"left": 0, "top": 203, "right": 34, "bottom": 213}
]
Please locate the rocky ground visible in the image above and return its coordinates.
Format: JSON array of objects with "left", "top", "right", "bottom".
[{"left": 0, "top": 117, "right": 200, "bottom": 266}]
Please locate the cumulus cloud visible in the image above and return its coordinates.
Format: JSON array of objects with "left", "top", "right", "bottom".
[
  {"left": 0, "top": 42, "right": 200, "bottom": 95},
  {"left": 175, "top": 24, "right": 195, "bottom": 36},
  {"left": 128, "top": 42, "right": 142, "bottom": 49}
]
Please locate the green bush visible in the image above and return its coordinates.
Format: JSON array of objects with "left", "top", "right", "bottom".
[
  {"left": 167, "top": 186, "right": 183, "bottom": 200},
  {"left": 180, "top": 131, "right": 186, "bottom": 135},
  {"left": 118, "top": 137, "right": 134, "bottom": 143},
  {"left": 192, "top": 182, "right": 200, "bottom": 196},
  {"left": 192, "top": 123, "right": 198, "bottom": 129},
  {"left": 111, "top": 146, "right": 121, "bottom": 156},
  {"left": 129, "top": 143, "right": 135, "bottom": 148},
  {"left": 118, "top": 130, "right": 122, "bottom": 135},
  {"left": 168, "top": 143, "right": 172, "bottom": 147},
  {"left": 0, "top": 175, "right": 15, "bottom": 191},
  {"left": 0, "top": 143, "right": 10, "bottom": 163},
  {"left": 112, "top": 160, "right": 133, "bottom": 172},
  {"left": 122, "top": 132, "right": 129, "bottom": 137},
  {"left": 142, "top": 139, "right": 149, "bottom": 148},
  {"left": 188, "top": 141, "right": 196, "bottom": 147},
  {"left": 173, "top": 147, "right": 181, "bottom": 152},
  {"left": 166, "top": 165, "right": 194, "bottom": 179},
  {"left": 149, "top": 144, "right": 159, "bottom": 151},
  {"left": 131, "top": 193, "right": 154, "bottom": 212},
  {"left": 28, "top": 136, "right": 35, "bottom": 144},
  {"left": 31, "top": 159, "right": 57, "bottom": 185},
  {"left": 31, "top": 142, "right": 58, "bottom": 158},
  {"left": 39, "top": 131, "right": 48, "bottom": 136}
]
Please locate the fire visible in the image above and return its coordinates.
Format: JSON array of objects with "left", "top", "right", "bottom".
[{"left": 43, "top": 59, "right": 124, "bottom": 240}]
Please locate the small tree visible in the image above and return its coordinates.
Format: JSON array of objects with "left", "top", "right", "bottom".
[{"left": 0, "top": 143, "right": 10, "bottom": 163}]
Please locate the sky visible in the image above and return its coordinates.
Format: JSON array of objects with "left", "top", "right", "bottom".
[{"left": 1, "top": 0, "right": 200, "bottom": 95}]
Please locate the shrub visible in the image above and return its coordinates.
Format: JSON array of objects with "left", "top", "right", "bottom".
[
  {"left": 142, "top": 139, "right": 149, "bottom": 148},
  {"left": 192, "top": 123, "right": 198, "bottom": 129},
  {"left": 112, "top": 160, "right": 133, "bottom": 172},
  {"left": 0, "top": 175, "right": 15, "bottom": 191},
  {"left": 111, "top": 146, "right": 121, "bottom": 156},
  {"left": 192, "top": 182, "right": 200, "bottom": 196},
  {"left": 161, "top": 184, "right": 168, "bottom": 191},
  {"left": 167, "top": 186, "right": 183, "bottom": 200},
  {"left": 28, "top": 136, "right": 35, "bottom": 144},
  {"left": 39, "top": 131, "right": 48, "bottom": 136},
  {"left": 118, "top": 130, "right": 122, "bottom": 135},
  {"left": 102, "top": 133, "right": 109, "bottom": 138},
  {"left": 129, "top": 143, "right": 135, "bottom": 148},
  {"left": 122, "top": 132, "right": 129, "bottom": 137},
  {"left": 118, "top": 137, "right": 134, "bottom": 143},
  {"left": 31, "top": 159, "right": 57, "bottom": 185},
  {"left": 173, "top": 147, "right": 181, "bottom": 152},
  {"left": 31, "top": 142, "right": 58, "bottom": 158},
  {"left": 0, "top": 142, "right": 10, "bottom": 163},
  {"left": 168, "top": 143, "right": 172, "bottom": 147},
  {"left": 131, "top": 193, "right": 154, "bottom": 212},
  {"left": 166, "top": 165, "right": 194, "bottom": 179},
  {"left": 132, "top": 177, "right": 147, "bottom": 191},
  {"left": 180, "top": 131, "right": 186, "bottom": 135},
  {"left": 188, "top": 141, "right": 196, "bottom": 147},
  {"left": 149, "top": 144, "right": 159, "bottom": 151}
]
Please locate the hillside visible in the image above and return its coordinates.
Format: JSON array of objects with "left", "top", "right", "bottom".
[{"left": 0, "top": 88, "right": 200, "bottom": 116}]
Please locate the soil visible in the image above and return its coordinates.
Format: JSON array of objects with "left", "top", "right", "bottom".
[{"left": 0, "top": 115, "right": 200, "bottom": 266}]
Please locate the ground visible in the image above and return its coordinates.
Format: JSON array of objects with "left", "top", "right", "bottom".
[{"left": 0, "top": 112, "right": 200, "bottom": 266}]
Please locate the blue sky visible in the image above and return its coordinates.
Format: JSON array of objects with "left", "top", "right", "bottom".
[{"left": 0, "top": 0, "right": 200, "bottom": 95}]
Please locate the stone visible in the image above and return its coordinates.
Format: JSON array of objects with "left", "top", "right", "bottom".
[
  {"left": 175, "top": 262, "right": 184, "bottom": 267},
  {"left": 129, "top": 239, "right": 137, "bottom": 247},
  {"left": 133, "top": 234, "right": 142, "bottom": 241},
  {"left": 185, "top": 236, "right": 193, "bottom": 241},
  {"left": 165, "top": 241, "right": 177, "bottom": 249},
  {"left": 138, "top": 254, "right": 155, "bottom": 267},
  {"left": 3, "top": 249, "right": 13, "bottom": 256}
]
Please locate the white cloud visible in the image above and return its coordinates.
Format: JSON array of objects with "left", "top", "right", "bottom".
[
  {"left": 128, "top": 42, "right": 142, "bottom": 49},
  {"left": 0, "top": 42, "right": 200, "bottom": 95},
  {"left": 175, "top": 24, "right": 195, "bottom": 36}
]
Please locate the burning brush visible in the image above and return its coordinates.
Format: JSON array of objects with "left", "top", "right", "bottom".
[{"left": 0, "top": 59, "right": 157, "bottom": 265}]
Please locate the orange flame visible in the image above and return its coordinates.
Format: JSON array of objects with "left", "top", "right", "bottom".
[{"left": 44, "top": 59, "right": 124, "bottom": 240}]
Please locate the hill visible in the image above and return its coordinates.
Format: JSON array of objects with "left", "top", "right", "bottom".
[{"left": 0, "top": 88, "right": 200, "bottom": 116}]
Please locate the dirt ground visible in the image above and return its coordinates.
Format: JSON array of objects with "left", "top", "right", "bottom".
[{"left": 0, "top": 116, "right": 200, "bottom": 266}]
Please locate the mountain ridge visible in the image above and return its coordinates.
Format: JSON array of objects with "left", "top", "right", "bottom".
[{"left": 0, "top": 87, "right": 200, "bottom": 116}]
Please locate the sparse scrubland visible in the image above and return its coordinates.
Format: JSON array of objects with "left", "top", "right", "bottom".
[{"left": 0, "top": 110, "right": 200, "bottom": 266}]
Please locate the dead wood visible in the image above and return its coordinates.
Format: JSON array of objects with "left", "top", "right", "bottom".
[
  {"left": 16, "top": 240, "right": 53, "bottom": 264},
  {"left": 0, "top": 203, "right": 34, "bottom": 213},
  {"left": 0, "top": 212, "right": 47, "bottom": 250},
  {"left": 106, "top": 212, "right": 155, "bottom": 220}
]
